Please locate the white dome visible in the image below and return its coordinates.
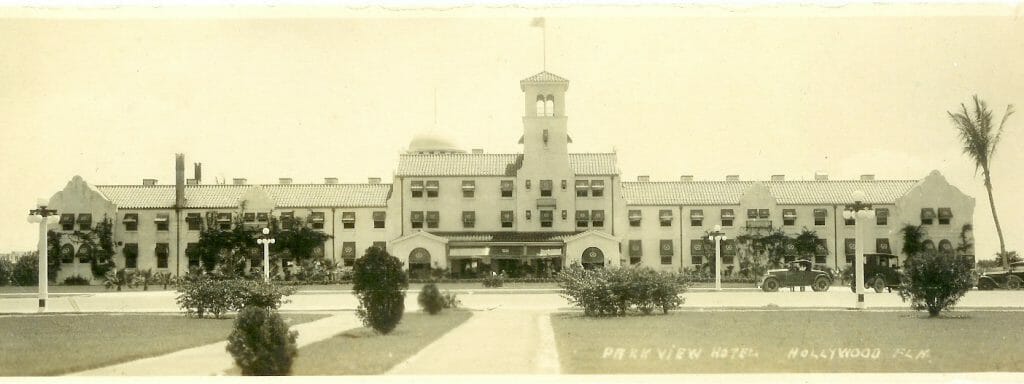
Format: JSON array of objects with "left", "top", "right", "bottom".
[{"left": 408, "top": 132, "right": 464, "bottom": 154}]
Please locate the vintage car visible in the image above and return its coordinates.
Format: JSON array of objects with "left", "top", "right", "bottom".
[
  {"left": 847, "top": 253, "right": 902, "bottom": 293},
  {"left": 976, "top": 261, "right": 1024, "bottom": 290},
  {"left": 760, "top": 259, "right": 832, "bottom": 292}
]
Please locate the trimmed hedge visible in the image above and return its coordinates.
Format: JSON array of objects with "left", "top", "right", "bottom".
[
  {"left": 175, "top": 276, "right": 296, "bottom": 319},
  {"left": 226, "top": 306, "right": 298, "bottom": 375},
  {"left": 559, "top": 266, "right": 686, "bottom": 316},
  {"left": 417, "top": 283, "right": 445, "bottom": 315}
]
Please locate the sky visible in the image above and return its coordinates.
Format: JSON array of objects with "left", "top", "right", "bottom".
[{"left": 1, "top": 5, "right": 1022, "bottom": 260}]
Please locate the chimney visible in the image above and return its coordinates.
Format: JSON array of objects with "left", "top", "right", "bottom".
[
  {"left": 193, "top": 163, "right": 202, "bottom": 184},
  {"left": 860, "top": 174, "right": 875, "bottom": 181},
  {"left": 771, "top": 174, "right": 785, "bottom": 181},
  {"left": 726, "top": 175, "right": 740, "bottom": 181},
  {"left": 471, "top": 148, "right": 484, "bottom": 154},
  {"left": 680, "top": 175, "right": 693, "bottom": 182},
  {"left": 174, "top": 154, "right": 186, "bottom": 209},
  {"left": 186, "top": 179, "right": 198, "bottom": 185},
  {"left": 814, "top": 172, "right": 829, "bottom": 181},
  {"left": 142, "top": 178, "right": 158, "bottom": 186},
  {"left": 233, "top": 178, "right": 247, "bottom": 185},
  {"left": 637, "top": 175, "right": 651, "bottom": 182},
  {"left": 368, "top": 177, "right": 382, "bottom": 184},
  {"left": 324, "top": 177, "right": 339, "bottom": 184},
  {"left": 278, "top": 178, "right": 292, "bottom": 185}
]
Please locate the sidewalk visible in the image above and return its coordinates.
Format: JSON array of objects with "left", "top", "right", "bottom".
[
  {"left": 388, "top": 308, "right": 560, "bottom": 375},
  {"left": 71, "top": 311, "right": 363, "bottom": 376}
]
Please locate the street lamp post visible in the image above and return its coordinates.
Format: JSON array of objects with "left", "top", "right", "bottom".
[
  {"left": 27, "top": 198, "right": 58, "bottom": 312},
  {"left": 256, "top": 227, "right": 275, "bottom": 282},
  {"left": 842, "top": 190, "right": 875, "bottom": 310},
  {"left": 709, "top": 224, "right": 727, "bottom": 292}
]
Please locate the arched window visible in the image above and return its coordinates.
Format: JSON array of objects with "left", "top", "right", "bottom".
[
  {"left": 581, "top": 247, "right": 604, "bottom": 270},
  {"left": 922, "top": 240, "right": 936, "bottom": 253},
  {"left": 60, "top": 244, "right": 75, "bottom": 264},
  {"left": 76, "top": 243, "right": 92, "bottom": 263},
  {"left": 409, "top": 247, "right": 432, "bottom": 279},
  {"left": 545, "top": 95, "right": 555, "bottom": 116},
  {"left": 535, "top": 95, "right": 545, "bottom": 116},
  {"left": 938, "top": 239, "right": 954, "bottom": 255}
]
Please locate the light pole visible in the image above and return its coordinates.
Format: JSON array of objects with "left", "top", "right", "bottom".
[
  {"left": 27, "top": 198, "right": 58, "bottom": 312},
  {"left": 842, "top": 190, "right": 875, "bottom": 310},
  {"left": 256, "top": 227, "right": 275, "bottom": 282},
  {"left": 709, "top": 224, "right": 727, "bottom": 292}
]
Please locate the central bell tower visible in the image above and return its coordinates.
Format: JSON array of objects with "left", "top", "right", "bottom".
[{"left": 519, "top": 71, "right": 572, "bottom": 176}]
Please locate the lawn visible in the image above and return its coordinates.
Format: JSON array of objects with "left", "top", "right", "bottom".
[
  {"left": 0, "top": 313, "right": 327, "bottom": 376},
  {"left": 289, "top": 310, "right": 472, "bottom": 375},
  {"left": 551, "top": 310, "right": 1024, "bottom": 373}
]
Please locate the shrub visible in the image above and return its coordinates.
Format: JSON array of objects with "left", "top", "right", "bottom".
[
  {"left": 155, "top": 272, "right": 175, "bottom": 290},
  {"left": 417, "top": 283, "right": 445, "bottom": 315},
  {"left": 482, "top": 274, "right": 504, "bottom": 288},
  {"left": 136, "top": 269, "right": 157, "bottom": 291},
  {"left": 898, "top": 253, "right": 974, "bottom": 317},
  {"left": 442, "top": 291, "right": 461, "bottom": 309},
  {"left": 0, "top": 259, "right": 14, "bottom": 286},
  {"left": 352, "top": 247, "right": 408, "bottom": 334},
  {"left": 175, "top": 276, "right": 295, "bottom": 318},
  {"left": 558, "top": 266, "right": 686, "bottom": 316},
  {"left": 11, "top": 254, "right": 39, "bottom": 286},
  {"left": 104, "top": 269, "right": 138, "bottom": 291},
  {"left": 63, "top": 275, "right": 91, "bottom": 285},
  {"left": 226, "top": 306, "right": 298, "bottom": 376}
]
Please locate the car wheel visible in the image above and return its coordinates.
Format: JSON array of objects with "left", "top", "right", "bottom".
[
  {"left": 812, "top": 277, "right": 830, "bottom": 292},
  {"left": 762, "top": 278, "right": 780, "bottom": 292},
  {"left": 1007, "top": 276, "right": 1022, "bottom": 290},
  {"left": 872, "top": 277, "right": 885, "bottom": 293}
]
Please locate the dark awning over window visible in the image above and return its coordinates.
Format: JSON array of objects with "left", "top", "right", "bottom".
[
  {"left": 122, "top": 243, "right": 138, "bottom": 256},
  {"left": 816, "top": 239, "right": 829, "bottom": 255},
  {"left": 539, "top": 180, "right": 553, "bottom": 190},
  {"left": 155, "top": 213, "right": 170, "bottom": 222},
  {"left": 501, "top": 211, "right": 514, "bottom": 222},
  {"left": 186, "top": 213, "right": 202, "bottom": 222},
  {"left": 462, "top": 180, "right": 476, "bottom": 190},
  {"left": 462, "top": 211, "right": 476, "bottom": 223},
  {"left": 629, "top": 240, "right": 643, "bottom": 257},
  {"left": 425, "top": 211, "right": 439, "bottom": 223},
  {"left": 309, "top": 212, "right": 325, "bottom": 223},
  {"left": 782, "top": 209, "right": 797, "bottom": 219},
  {"left": 410, "top": 211, "right": 424, "bottom": 222},
  {"left": 425, "top": 181, "right": 439, "bottom": 191},
  {"left": 758, "top": 209, "right": 770, "bottom": 219},
  {"left": 689, "top": 239, "right": 704, "bottom": 256},
  {"left": 690, "top": 210, "right": 704, "bottom": 219},
  {"left": 77, "top": 213, "right": 92, "bottom": 224},
  {"left": 921, "top": 208, "right": 936, "bottom": 220},
  {"left": 657, "top": 240, "right": 672, "bottom": 256},
  {"left": 216, "top": 213, "right": 231, "bottom": 222},
  {"left": 539, "top": 210, "right": 553, "bottom": 221},
  {"left": 876, "top": 238, "right": 891, "bottom": 253},
  {"left": 373, "top": 211, "right": 386, "bottom": 221},
  {"left": 60, "top": 214, "right": 75, "bottom": 225},
  {"left": 500, "top": 180, "right": 514, "bottom": 191},
  {"left": 747, "top": 209, "right": 758, "bottom": 219},
  {"left": 342, "top": 242, "right": 356, "bottom": 259},
  {"left": 341, "top": 212, "right": 356, "bottom": 222},
  {"left": 591, "top": 210, "right": 605, "bottom": 221},
  {"left": 410, "top": 180, "right": 424, "bottom": 191},
  {"left": 923, "top": 240, "right": 936, "bottom": 251},
  {"left": 813, "top": 209, "right": 828, "bottom": 218},
  {"left": 122, "top": 213, "right": 138, "bottom": 223},
  {"left": 575, "top": 210, "right": 590, "bottom": 221},
  {"left": 845, "top": 238, "right": 856, "bottom": 256},
  {"left": 490, "top": 245, "right": 524, "bottom": 257},
  {"left": 77, "top": 244, "right": 92, "bottom": 260},
  {"left": 628, "top": 210, "right": 642, "bottom": 220},
  {"left": 590, "top": 180, "right": 605, "bottom": 190},
  {"left": 875, "top": 208, "right": 889, "bottom": 218},
  {"left": 243, "top": 213, "right": 256, "bottom": 222},
  {"left": 720, "top": 209, "right": 735, "bottom": 219},
  {"left": 155, "top": 243, "right": 169, "bottom": 255},
  {"left": 257, "top": 212, "right": 269, "bottom": 222},
  {"left": 938, "top": 239, "right": 954, "bottom": 253},
  {"left": 938, "top": 208, "right": 953, "bottom": 219},
  {"left": 410, "top": 248, "right": 431, "bottom": 263},
  {"left": 575, "top": 180, "right": 590, "bottom": 190},
  {"left": 723, "top": 239, "right": 737, "bottom": 256},
  {"left": 659, "top": 209, "right": 673, "bottom": 220}
]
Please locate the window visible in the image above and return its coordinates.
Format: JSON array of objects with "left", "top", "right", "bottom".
[
  {"left": 76, "top": 244, "right": 92, "bottom": 263},
  {"left": 426, "top": 211, "right": 440, "bottom": 229},
  {"left": 689, "top": 239, "right": 704, "bottom": 266},
  {"left": 536, "top": 95, "right": 545, "bottom": 116},
  {"left": 722, "top": 239, "right": 737, "bottom": 265},
  {"left": 540, "top": 210, "right": 553, "bottom": 227},
  {"left": 539, "top": 180, "right": 553, "bottom": 197},
  {"left": 257, "top": 212, "right": 269, "bottom": 223},
  {"left": 462, "top": 211, "right": 476, "bottom": 228},
  {"left": 690, "top": 209, "right": 703, "bottom": 227},
  {"left": 545, "top": 95, "right": 554, "bottom": 116},
  {"left": 628, "top": 240, "right": 642, "bottom": 265},
  {"left": 341, "top": 212, "right": 355, "bottom": 229},
  {"left": 373, "top": 241, "right": 387, "bottom": 252},
  {"left": 462, "top": 180, "right": 475, "bottom": 198},
  {"left": 876, "top": 238, "right": 891, "bottom": 254},
  {"left": 575, "top": 180, "right": 589, "bottom": 197},
  {"left": 373, "top": 211, "right": 386, "bottom": 228},
  {"left": 661, "top": 240, "right": 674, "bottom": 265},
  {"left": 938, "top": 208, "right": 952, "bottom": 225},
  {"left": 575, "top": 210, "right": 589, "bottom": 228},
  {"left": 342, "top": 241, "right": 356, "bottom": 267},
  {"left": 628, "top": 210, "right": 641, "bottom": 227},
  {"left": 59, "top": 213, "right": 75, "bottom": 231},
  {"left": 758, "top": 209, "right": 770, "bottom": 219},
  {"left": 500, "top": 180, "right": 514, "bottom": 197},
  {"left": 591, "top": 210, "right": 605, "bottom": 227},
  {"left": 156, "top": 243, "right": 169, "bottom": 269},
  {"left": 123, "top": 213, "right": 138, "bottom": 231},
  {"left": 410, "top": 211, "right": 424, "bottom": 229},
  {"left": 410, "top": 180, "right": 424, "bottom": 198},
  {"left": 217, "top": 212, "right": 232, "bottom": 230},
  {"left": 77, "top": 213, "right": 92, "bottom": 231},
  {"left": 526, "top": 180, "right": 531, "bottom": 190},
  {"left": 875, "top": 208, "right": 889, "bottom": 226},
  {"left": 782, "top": 209, "right": 796, "bottom": 226},
  {"left": 155, "top": 213, "right": 170, "bottom": 231},
  {"left": 186, "top": 243, "right": 200, "bottom": 269},
  {"left": 845, "top": 216, "right": 855, "bottom": 226},
  {"left": 845, "top": 238, "right": 856, "bottom": 263},
  {"left": 815, "top": 239, "right": 829, "bottom": 264},
  {"left": 591, "top": 180, "right": 605, "bottom": 197},
  {"left": 186, "top": 213, "right": 202, "bottom": 230},
  {"left": 813, "top": 209, "right": 827, "bottom": 226},
  {"left": 525, "top": 210, "right": 532, "bottom": 220},
  {"left": 123, "top": 243, "right": 139, "bottom": 268},
  {"left": 425, "top": 180, "right": 439, "bottom": 198},
  {"left": 60, "top": 244, "right": 75, "bottom": 263},
  {"left": 309, "top": 212, "right": 325, "bottom": 230},
  {"left": 659, "top": 209, "right": 673, "bottom": 227},
  {"left": 747, "top": 209, "right": 758, "bottom": 219},
  {"left": 720, "top": 209, "right": 735, "bottom": 227},
  {"left": 501, "top": 211, "right": 514, "bottom": 228},
  {"left": 244, "top": 213, "right": 256, "bottom": 223},
  {"left": 921, "top": 208, "right": 935, "bottom": 225}
]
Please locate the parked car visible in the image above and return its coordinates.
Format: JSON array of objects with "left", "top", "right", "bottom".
[
  {"left": 846, "top": 253, "right": 902, "bottom": 293},
  {"left": 976, "top": 261, "right": 1024, "bottom": 290},
  {"left": 760, "top": 259, "right": 832, "bottom": 292}
]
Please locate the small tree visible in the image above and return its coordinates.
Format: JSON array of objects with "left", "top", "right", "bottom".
[
  {"left": 898, "top": 252, "right": 974, "bottom": 317},
  {"left": 0, "top": 259, "right": 13, "bottom": 286},
  {"left": 137, "top": 269, "right": 156, "bottom": 291},
  {"left": 155, "top": 271, "right": 175, "bottom": 290},
  {"left": 418, "top": 283, "right": 445, "bottom": 315},
  {"left": 104, "top": 268, "right": 138, "bottom": 291},
  {"left": 226, "top": 306, "right": 298, "bottom": 376},
  {"left": 11, "top": 253, "right": 39, "bottom": 286},
  {"left": 352, "top": 246, "right": 408, "bottom": 334}
]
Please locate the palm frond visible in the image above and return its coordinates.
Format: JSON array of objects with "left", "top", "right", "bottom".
[{"left": 990, "top": 103, "right": 1015, "bottom": 161}]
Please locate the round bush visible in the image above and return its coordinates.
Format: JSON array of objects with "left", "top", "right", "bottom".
[
  {"left": 352, "top": 247, "right": 408, "bottom": 334},
  {"left": 0, "top": 259, "right": 14, "bottom": 286},
  {"left": 226, "top": 306, "right": 298, "bottom": 376},
  {"left": 898, "top": 253, "right": 974, "bottom": 317},
  {"left": 418, "top": 283, "right": 445, "bottom": 315},
  {"left": 11, "top": 254, "right": 38, "bottom": 286}
]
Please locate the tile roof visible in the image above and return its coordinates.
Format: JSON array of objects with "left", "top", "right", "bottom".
[
  {"left": 430, "top": 231, "right": 582, "bottom": 243},
  {"left": 395, "top": 153, "right": 618, "bottom": 176},
  {"left": 621, "top": 180, "right": 919, "bottom": 206},
  {"left": 520, "top": 71, "right": 569, "bottom": 84},
  {"left": 96, "top": 184, "right": 391, "bottom": 209}
]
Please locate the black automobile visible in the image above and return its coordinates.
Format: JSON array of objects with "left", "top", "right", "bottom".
[
  {"left": 977, "top": 261, "right": 1024, "bottom": 290},
  {"left": 760, "top": 259, "right": 832, "bottom": 292},
  {"left": 847, "top": 253, "right": 902, "bottom": 293}
]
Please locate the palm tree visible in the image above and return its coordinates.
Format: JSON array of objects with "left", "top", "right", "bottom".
[{"left": 948, "top": 95, "right": 1014, "bottom": 268}]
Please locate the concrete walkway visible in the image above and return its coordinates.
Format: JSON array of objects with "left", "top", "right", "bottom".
[
  {"left": 71, "top": 311, "right": 363, "bottom": 376},
  {"left": 388, "top": 308, "right": 560, "bottom": 375}
]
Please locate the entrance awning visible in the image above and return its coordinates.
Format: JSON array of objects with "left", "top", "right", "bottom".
[{"left": 449, "top": 247, "right": 489, "bottom": 258}]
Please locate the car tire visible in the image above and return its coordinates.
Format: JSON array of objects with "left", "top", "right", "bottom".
[
  {"left": 1007, "top": 276, "right": 1022, "bottom": 290},
  {"left": 762, "top": 278, "right": 780, "bottom": 292},
  {"left": 812, "top": 277, "right": 830, "bottom": 292},
  {"left": 872, "top": 277, "right": 885, "bottom": 293}
]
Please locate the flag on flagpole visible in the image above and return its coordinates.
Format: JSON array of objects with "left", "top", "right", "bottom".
[{"left": 531, "top": 17, "right": 545, "bottom": 28}]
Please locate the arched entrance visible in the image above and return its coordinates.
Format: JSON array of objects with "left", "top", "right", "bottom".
[
  {"left": 581, "top": 247, "right": 604, "bottom": 270},
  {"left": 409, "top": 248, "right": 432, "bottom": 279}
]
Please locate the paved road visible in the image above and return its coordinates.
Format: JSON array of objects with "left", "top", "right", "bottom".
[{"left": 2, "top": 289, "right": 1024, "bottom": 314}]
